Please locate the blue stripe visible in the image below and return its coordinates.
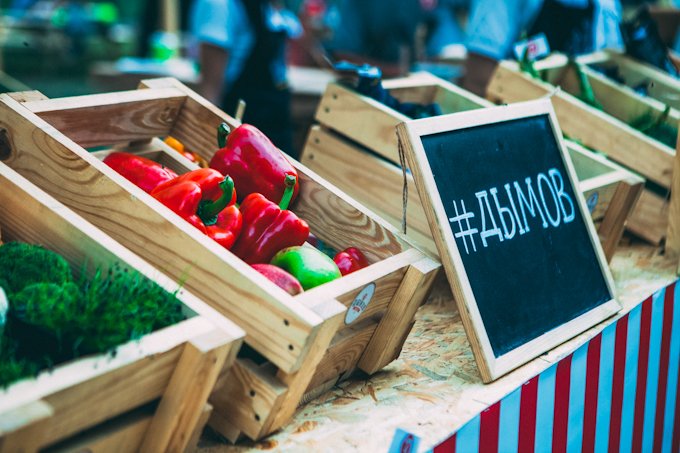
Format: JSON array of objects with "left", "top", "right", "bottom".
[
  {"left": 534, "top": 364, "right": 557, "bottom": 453},
  {"left": 594, "top": 323, "right": 617, "bottom": 453},
  {"left": 566, "top": 343, "right": 588, "bottom": 453},
  {"left": 567, "top": 343, "right": 588, "bottom": 453},
  {"left": 662, "top": 283, "right": 680, "bottom": 451},
  {"left": 619, "top": 303, "right": 642, "bottom": 453},
  {"left": 456, "top": 414, "right": 481, "bottom": 453},
  {"left": 642, "top": 288, "right": 666, "bottom": 451},
  {"left": 498, "top": 386, "right": 521, "bottom": 453}
]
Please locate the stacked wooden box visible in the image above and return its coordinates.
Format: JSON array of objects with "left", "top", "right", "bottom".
[
  {"left": 300, "top": 72, "right": 643, "bottom": 261},
  {"left": 0, "top": 162, "right": 245, "bottom": 452},
  {"left": 487, "top": 56, "right": 676, "bottom": 246},
  {"left": 0, "top": 77, "right": 441, "bottom": 443}
]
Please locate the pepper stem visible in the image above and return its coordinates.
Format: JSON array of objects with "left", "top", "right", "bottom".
[
  {"left": 197, "top": 175, "right": 234, "bottom": 225},
  {"left": 217, "top": 123, "right": 230, "bottom": 149},
  {"left": 279, "top": 174, "right": 297, "bottom": 210}
]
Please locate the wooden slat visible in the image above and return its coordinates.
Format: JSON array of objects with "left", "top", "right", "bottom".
[
  {"left": 359, "top": 255, "right": 442, "bottom": 373},
  {"left": 301, "top": 126, "right": 430, "bottom": 234},
  {"left": 0, "top": 401, "right": 52, "bottom": 453},
  {"left": 552, "top": 64, "right": 680, "bottom": 131},
  {"left": 293, "top": 158, "right": 408, "bottom": 262},
  {"left": 0, "top": 140, "right": 242, "bottom": 452},
  {"left": 666, "top": 132, "right": 680, "bottom": 260},
  {"left": 43, "top": 406, "right": 153, "bottom": 453},
  {"left": 598, "top": 178, "right": 644, "bottom": 261},
  {"left": 137, "top": 78, "right": 241, "bottom": 161},
  {"left": 597, "top": 49, "right": 680, "bottom": 110},
  {"left": 302, "top": 125, "right": 640, "bottom": 257},
  {"left": 184, "top": 404, "right": 212, "bottom": 453},
  {"left": 140, "top": 329, "right": 232, "bottom": 453},
  {"left": 0, "top": 92, "right": 323, "bottom": 374},
  {"left": 315, "top": 76, "right": 493, "bottom": 165},
  {"left": 208, "top": 359, "right": 288, "bottom": 441},
  {"left": 487, "top": 63, "right": 675, "bottom": 189},
  {"left": 306, "top": 317, "right": 379, "bottom": 392},
  {"left": 21, "top": 88, "right": 188, "bottom": 148},
  {"left": 267, "top": 302, "right": 345, "bottom": 437},
  {"left": 627, "top": 188, "right": 670, "bottom": 246}
]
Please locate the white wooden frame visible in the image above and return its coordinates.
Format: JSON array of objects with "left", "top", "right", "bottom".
[{"left": 397, "top": 98, "right": 620, "bottom": 382}]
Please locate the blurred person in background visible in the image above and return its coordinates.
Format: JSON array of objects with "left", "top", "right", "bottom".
[
  {"left": 189, "top": 0, "right": 301, "bottom": 155},
  {"left": 321, "top": 0, "right": 469, "bottom": 78},
  {"left": 461, "top": 0, "right": 624, "bottom": 97}
]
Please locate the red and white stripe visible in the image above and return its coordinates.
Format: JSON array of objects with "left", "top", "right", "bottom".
[{"left": 431, "top": 280, "right": 680, "bottom": 453}]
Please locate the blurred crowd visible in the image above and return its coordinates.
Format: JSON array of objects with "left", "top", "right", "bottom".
[{"left": 3, "top": 0, "right": 673, "bottom": 153}]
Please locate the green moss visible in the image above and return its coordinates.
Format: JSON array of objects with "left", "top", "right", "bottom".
[
  {"left": 0, "top": 242, "right": 72, "bottom": 295},
  {"left": 0, "top": 244, "right": 186, "bottom": 388}
]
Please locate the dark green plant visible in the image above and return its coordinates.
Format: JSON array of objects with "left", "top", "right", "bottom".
[
  {"left": 0, "top": 242, "right": 72, "bottom": 295},
  {"left": 570, "top": 59, "right": 603, "bottom": 111},
  {"left": 0, "top": 243, "right": 186, "bottom": 387},
  {"left": 630, "top": 106, "right": 678, "bottom": 149}
]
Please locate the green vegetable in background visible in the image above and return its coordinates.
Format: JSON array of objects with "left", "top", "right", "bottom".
[
  {"left": 630, "top": 106, "right": 678, "bottom": 148},
  {"left": 0, "top": 242, "right": 72, "bottom": 295},
  {"left": 270, "top": 246, "right": 342, "bottom": 290},
  {"left": 570, "top": 59, "right": 603, "bottom": 110}
]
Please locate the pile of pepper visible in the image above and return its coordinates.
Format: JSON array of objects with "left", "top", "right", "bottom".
[{"left": 103, "top": 123, "right": 369, "bottom": 293}]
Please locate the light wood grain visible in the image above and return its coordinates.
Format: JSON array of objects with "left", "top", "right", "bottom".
[
  {"left": 315, "top": 74, "right": 493, "bottom": 165},
  {"left": 306, "top": 317, "right": 379, "bottom": 392},
  {"left": 43, "top": 405, "right": 153, "bottom": 453},
  {"left": 0, "top": 91, "right": 324, "bottom": 374},
  {"left": 209, "top": 359, "right": 288, "bottom": 441},
  {"left": 23, "top": 88, "right": 187, "bottom": 149},
  {"left": 0, "top": 162, "right": 243, "bottom": 451},
  {"left": 141, "top": 335, "right": 230, "bottom": 453},
  {"left": 487, "top": 63, "right": 675, "bottom": 190},
  {"left": 0, "top": 401, "right": 52, "bottom": 453},
  {"left": 269, "top": 307, "right": 345, "bottom": 436},
  {"left": 666, "top": 127, "right": 680, "bottom": 262},
  {"left": 4, "top": 80, "right": 442, "bottom": 442},
  {"left": 302, "top": 125, "right": 642, "bottom": 261},
  {"left": 628, "top": 188, "right": 671, "bottom": 246},
  {"left": 589, "top": 49, "right": 680, "bottom": 110},
  {"left": 359, "top": 255, "right": 441, "bottom": 373}
]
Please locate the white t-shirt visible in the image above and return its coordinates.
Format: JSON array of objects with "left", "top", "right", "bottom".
[
  {"left": 188, "top": 0, "right": 255, "bottom": 86},
  {"left": 465, "top": 0, "right": 623, "bottom": 60}
]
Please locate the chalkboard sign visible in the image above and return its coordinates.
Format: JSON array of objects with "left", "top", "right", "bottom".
[{"left": 397, "top": 99, "right": 619, "bottom": 382}]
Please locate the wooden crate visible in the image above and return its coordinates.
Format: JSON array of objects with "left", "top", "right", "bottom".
[
  {"left": 0, "top": 78, "right": 441, "bottom": 442},
  {"left": 487, "top": 60, "right": 675, "bottom": 245},
  {"left": 304, "top": 72, "right": 643, "bottom": 260},
  {"left": 0, "top": 162, "right": 244, "bottom": 453},
  {"left": 301, "top": 125, "right": 643, "bottom": 262},
  {"left": 315, "top": 71, "right": 492, "bottom": 164},
  {"left": 578, "top": 49, "right": 680, "bottom": 111}
]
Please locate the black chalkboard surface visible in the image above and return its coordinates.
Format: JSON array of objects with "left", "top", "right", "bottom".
[{"left": 397, "top": 99, "right": 619, "bottom": 382}]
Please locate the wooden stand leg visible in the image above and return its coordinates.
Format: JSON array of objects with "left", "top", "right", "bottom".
[
  {"left": 140, "top": 333, "right": 231, "bottom": 453},
  {"left": 598, "top": 178, "right": 644, "bottom": 262},
  {"left": 666, "top": 132, "right": 680, "bottom": 265},
  {"left": 357, "top": 256, "right": 441, "bottom": 374}
]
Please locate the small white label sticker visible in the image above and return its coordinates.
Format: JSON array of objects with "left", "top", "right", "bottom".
[
  {"left": 345, "top": 283, "right": 376, "bottom": 325},
  {"left": 513, "top": 32, "right": 550, "bottom": 61},
  {"left": 587, "top": 192, "right": 599, "bottom": 214}
]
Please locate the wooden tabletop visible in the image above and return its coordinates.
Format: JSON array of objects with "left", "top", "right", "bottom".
[{"left": 194, "top": 240, "right": 678, "bottom": 452}]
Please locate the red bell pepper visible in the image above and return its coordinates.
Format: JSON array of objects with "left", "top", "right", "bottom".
[
  {"left": 209, "top": 123, "right": 299, "bottom": 204},
  {"left": 231, "top": 175, "right": 309, "bottom": 265},
  {"left": 103, "top": 152, "right": 178, "bottom": 194},
  {"left": 333, "top": 247, "right": 369, "bottom": 276},
  {"left": 150, "top": 169, "right": 242, "bottom": 249}
]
